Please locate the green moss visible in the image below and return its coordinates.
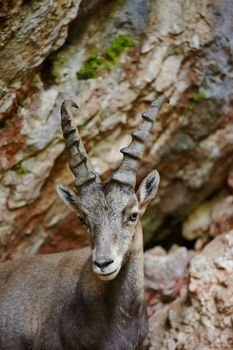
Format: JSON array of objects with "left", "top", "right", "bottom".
[
  {"left": 77, "top": 35, "right": 136, "bottom": 80},
  {"left": 185, "top": 103, "right": 194, "bottom": 111},
  {"left": 109, "top": 35, "right": 136, "bottom": 55},
  {"left": 104, "top": 47, "right": 118, "bottom": 66},
  {"left": 51, "top": 51, "right": 70, "bottom": 82},
  {"left": 77, "top": 48, "right": 104, "bottom": 80},
  {"left": 12, "top": 162, "right": 28, "bottom": 175},
  {"left": 184, "top": 90, "right": 207, "bottom": 111},
  {"left": 51, "top": 63, "right": 63, "bottom": 82},
  {"left": 192, "top": 90, "right": 207, "bottom": 102},
  {"left": 103, "top": 35, "right": 136, "bottom": 68},
  {"left": 32, "top": 73, "right": 41, "bottom": 83}
]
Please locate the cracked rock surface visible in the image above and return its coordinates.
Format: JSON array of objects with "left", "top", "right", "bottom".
[
  {"left": 0, "top": 0, "right": 232, "bottom": 259},
  {"left": 146, "top": 230, "right": 233, "bottom": 350}
]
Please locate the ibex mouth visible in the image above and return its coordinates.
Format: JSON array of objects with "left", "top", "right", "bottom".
[
  {"left": 96, "top": 266, "right": 121, "bottom": 281},
  {"left": 92, "top": 263, "right": 121, "bottom": 281}
]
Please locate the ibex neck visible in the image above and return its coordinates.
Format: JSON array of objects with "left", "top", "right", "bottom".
[
  {"left": 60, "top": 229, "right": 147, "bottom": 349},
  {"left": 116, "top": 235, "right": 145, "bottom": 300}
]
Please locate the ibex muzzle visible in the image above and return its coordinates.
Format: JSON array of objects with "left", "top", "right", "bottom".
[{"left": 0, "top": 95, "right": 168, "bottom": 350}]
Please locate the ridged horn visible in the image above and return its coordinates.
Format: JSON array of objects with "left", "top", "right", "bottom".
[
  {"left": 111, "top": 94, "right": 168, "bottom": 188},
  {"left": 61, "top": 100, "right": 101, "bottom": 187}
]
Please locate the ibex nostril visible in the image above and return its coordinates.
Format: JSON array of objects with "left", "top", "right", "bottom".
[{"left": 94, "top": 259, "right": 114, "bottom": 270}]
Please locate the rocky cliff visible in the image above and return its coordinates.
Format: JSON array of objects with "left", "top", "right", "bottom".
[
  {"left": 1, "top": 0, "right": 232, "bottom": 259},
  {"left": 145, "top": 230, "right": 233, "bottom": 349}
]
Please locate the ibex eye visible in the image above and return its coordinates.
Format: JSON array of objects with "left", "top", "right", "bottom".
[{"left": 129, "top": 212, "right": 138, "bottom": 222}]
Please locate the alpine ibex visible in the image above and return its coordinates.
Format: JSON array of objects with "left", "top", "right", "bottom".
[{"left": 0, "top": 95, "right": 168, "bottom": 350}]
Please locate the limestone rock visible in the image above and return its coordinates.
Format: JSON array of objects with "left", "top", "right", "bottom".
[
  {"left": 182, "top": 191, "right": 233, "bottom": 249},
  {"left": 0, "top": 0, "right": 82, "bottom": 100},
  {"left": 144, "top": 245, "right": 191, "bottom": 318},
  {"left": 147, "top": 230, "right": 233, "bottom": 350},
  {"left": 0, "top": 0, "right": 233, "bottom": 258}
]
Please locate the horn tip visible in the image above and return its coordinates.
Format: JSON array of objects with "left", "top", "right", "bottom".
[
  {"left": 151, "top": 94, "right": 169, "bottom": 107},
  {"left": 61, "top": 100, "right": 79, "bottom": 113}
]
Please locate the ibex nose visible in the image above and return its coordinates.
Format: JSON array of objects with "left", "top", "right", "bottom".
[{"left": 94, "top": 258, "right": 114, "bottom": 271}]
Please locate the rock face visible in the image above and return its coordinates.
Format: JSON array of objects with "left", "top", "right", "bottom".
[
  {"left": 182, "top": 189, "right": 233, "bottom": 249},
  {"left": 0, "top": 0, "right": 82, "bottom": 99},
  {"left": 0, "top": 0, "right": 233, "bottom": 260},
  {"left": 144, "top": 245, "right": 191, "bottom": 319},
  {"left": 147, "top": 230, "right": 233, "bottom": 350}
]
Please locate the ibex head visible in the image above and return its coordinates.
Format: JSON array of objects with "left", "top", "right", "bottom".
[{"left": 57, "top": 96, "right": 168, "bottom": 281}]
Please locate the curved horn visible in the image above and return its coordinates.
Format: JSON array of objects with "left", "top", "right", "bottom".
[
  {"left": 111, "top": 95, "right": 168, "bottom": 188},
  {"left": 61, "top": 100, "right": 101, "bottom": 187}
]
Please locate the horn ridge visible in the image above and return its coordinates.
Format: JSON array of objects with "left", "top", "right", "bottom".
[
  {"left": 111, "top": 94, "right": 168, "bottom": 188},
  {"left": 61, "top": 100, "right": 100, "bottom": 187}
]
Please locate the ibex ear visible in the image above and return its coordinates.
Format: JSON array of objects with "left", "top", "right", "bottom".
[
  {"left": 57, "top": 184, "right": 78, "bottom": 209},
  {"left": 137, "top": 170, "right": 160, "bottom": 216}
]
